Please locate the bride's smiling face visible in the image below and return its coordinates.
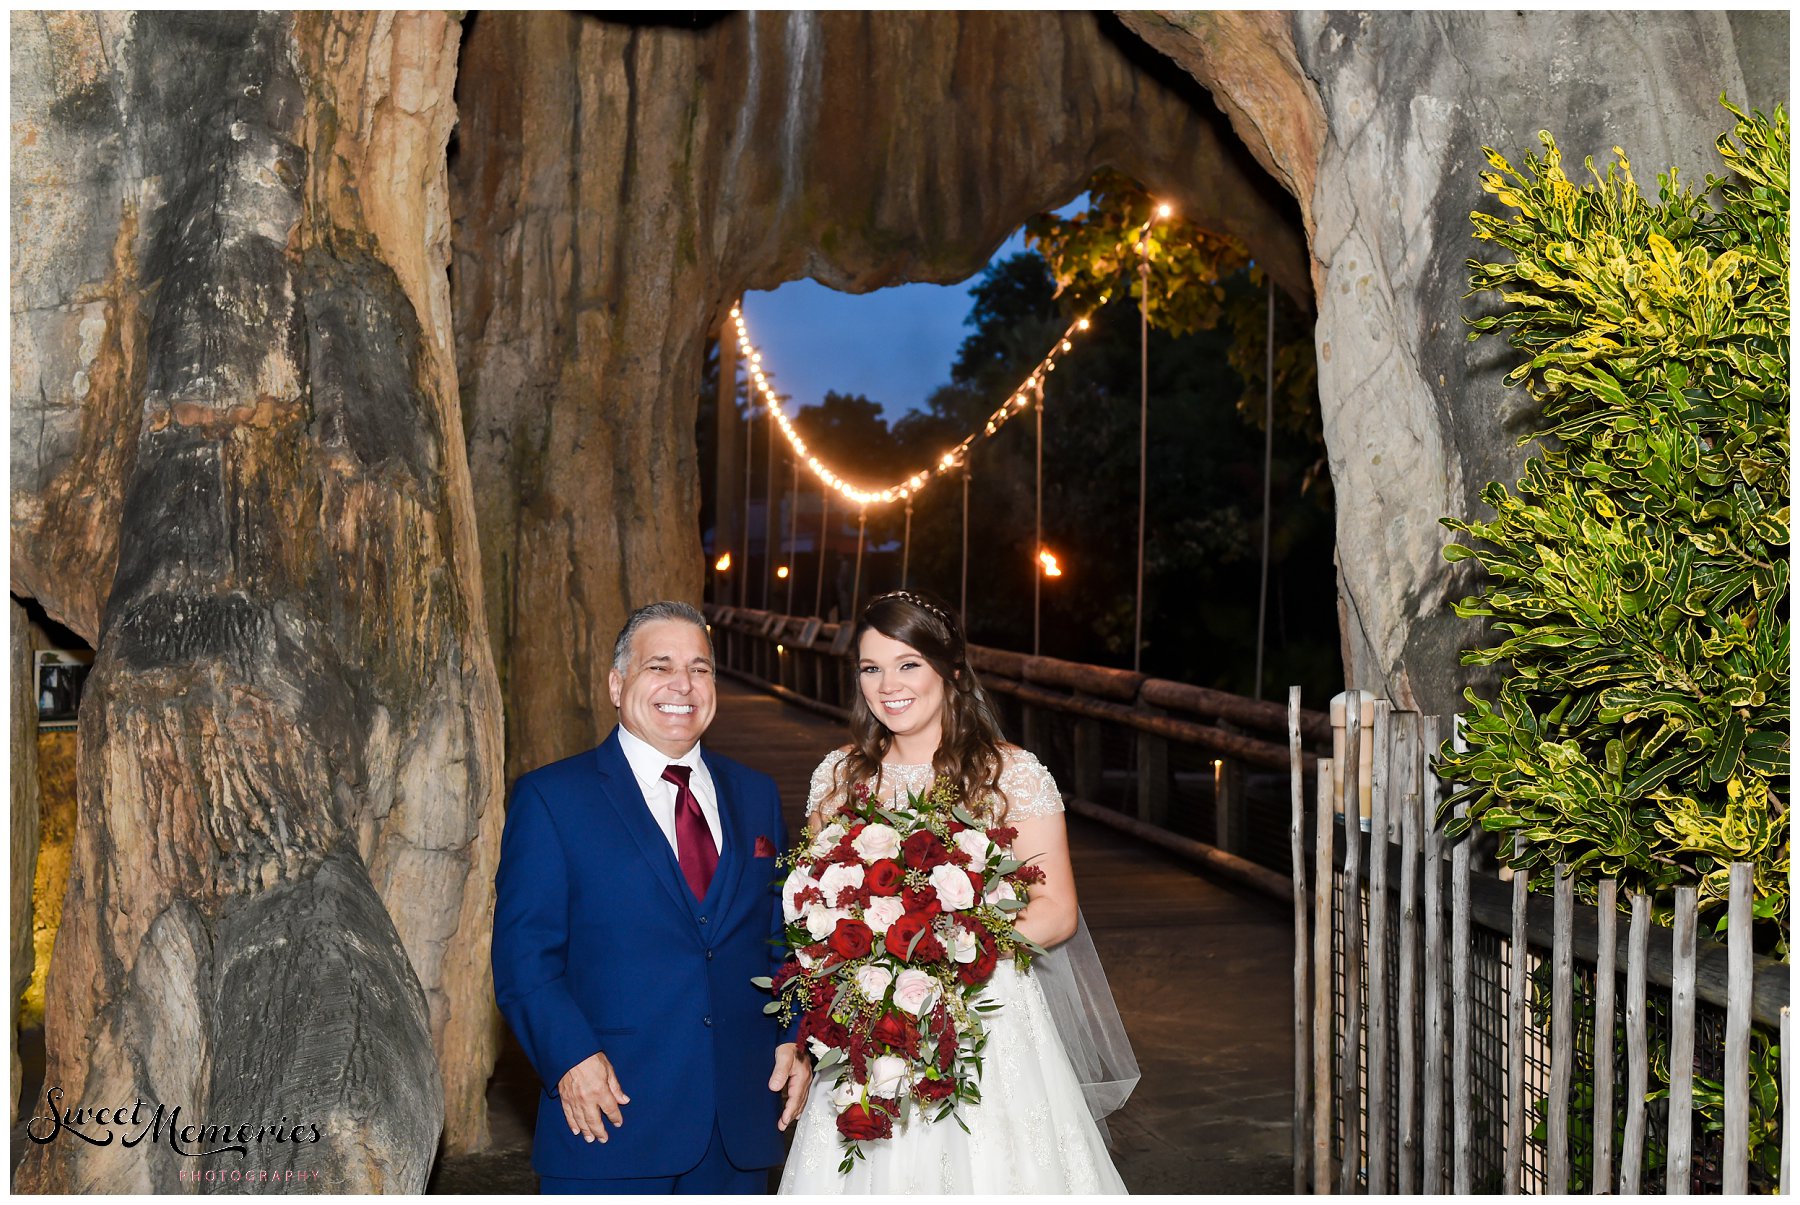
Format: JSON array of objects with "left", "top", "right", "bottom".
[{"left": 857, "top": 628, "right": 949, "bottom": 750}]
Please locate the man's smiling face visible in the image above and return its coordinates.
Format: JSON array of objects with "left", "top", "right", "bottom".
[{"left": 608, "top": 618, "right": 717, "bottom": 758}]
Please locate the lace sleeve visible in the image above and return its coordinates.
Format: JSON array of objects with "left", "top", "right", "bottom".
[
  {"left": 997, "top": 747, "right": 1065, "bottom": 819},
  {"left": 807, "top": 748, "right": 852, "bottom": 818}
]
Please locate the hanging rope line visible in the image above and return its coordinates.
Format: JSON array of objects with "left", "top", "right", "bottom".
[{"left": 727, "top": 302, "right": 1094, "bottom": 510}]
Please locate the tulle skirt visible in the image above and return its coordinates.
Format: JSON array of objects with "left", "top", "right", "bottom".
[{"left": 777, "top": 961, "right": 1128, "bottom": 1194}]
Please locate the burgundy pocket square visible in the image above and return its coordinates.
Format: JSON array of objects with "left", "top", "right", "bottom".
[{"left": 753, "top": 835, "right": 778, "bottom": 858}]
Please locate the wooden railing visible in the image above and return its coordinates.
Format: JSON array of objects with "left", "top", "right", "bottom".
[
  {"left": 703, "top": 603, "right": 1332, "bottom": 898},
  {"left": 1294, "top": 691, "right": 1791, "bottom": 1195}
]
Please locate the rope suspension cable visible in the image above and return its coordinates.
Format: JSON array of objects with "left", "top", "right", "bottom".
[
  {"left": 738, "top": 364, "right": 754, "bottom": 608},
  {"left": 786, "top": 454, "right": 799, "bottom": 616},
  {"left": 1135, "top": 231, "right": 1149, "bottom": 674},
  {"left": 762, "top": 395, "right": 777, "bottom": 611},
  {"left": 1132, "top": 204, "right": 1170, "bottom": 674},
  {"left": 850, "top": 510, "right": 868, "bottom": 618},
  {"left": 1034, "top": 379, "right": 1045, "bottom": 658},
  {"left": 901, "top": 501, "right": 914, "bottom": 589},
  {"left": 815, "top": 486, "right": 830, "bottom": 620},
  {"left": 960, "top": 464, "right": 971, "bottom": 627},
  {"left": 1255, "top": 271, "right": 1275, "bottom": 700}
]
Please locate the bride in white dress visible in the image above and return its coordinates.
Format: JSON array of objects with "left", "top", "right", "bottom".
[{"left": 778, "top": 591, "right": 1136, "bottom": 1195}]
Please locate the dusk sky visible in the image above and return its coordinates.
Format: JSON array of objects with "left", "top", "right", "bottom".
[{"left": 740, "top": 209, "right": 1069, "bottom": 421}]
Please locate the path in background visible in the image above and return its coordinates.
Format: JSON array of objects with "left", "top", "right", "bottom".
[{"left": 429, "top": 676, "right": 1294, "bottom": 1193}]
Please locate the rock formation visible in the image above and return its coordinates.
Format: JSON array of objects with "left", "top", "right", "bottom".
[{"left": 11, "top": 11, "right": 501, "bottom": 1188}]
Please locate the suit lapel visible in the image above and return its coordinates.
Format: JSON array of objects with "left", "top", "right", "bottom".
[{"left": 591, "top": 731, "right": 697, "bottom": 920}]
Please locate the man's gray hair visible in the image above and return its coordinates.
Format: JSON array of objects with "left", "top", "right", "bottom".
[{"left": 611, "top": 600, "right": 712, "bottom": 673}]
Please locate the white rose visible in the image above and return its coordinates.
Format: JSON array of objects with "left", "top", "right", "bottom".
[
  {"left": 830, "top": 1076, "right": 862, "bottom": 1111},
  {"left": 817, "top": 862, "right": 866, "bottom": 908},
  {"left": 782, "top": 867, "right": 819, "bottom": 923},
  {"left": 854, "top": 965, "right": 895, "bottom": 1002},
  {"left": 867, "top": 1054, "right": 909, "bottom": 1099},
  {"left": 863, "top": 895, "right": 905, "bottom": 935},
  {"left": 805, "top": 906, "right": 848, "bottom": 941},
  {"left": 851, "top": 823, "right": 902, "bottom": 862},
  {"left": 810, "top": 822, "right": 846, "bottom": 857},
  {"left": 984, "top": 879, "right": 1018, "bottom": 907},
  {"left": 952, "top": 828, "right": 994, "bottom": 866},
  {"left": 928, "top": 863, "right": 977, "bottom": 912},
  {"left": 807, "top": 1035, "right": 831, "bottom": 1059},
  {"left": 892, "top": 968, "right": 942, "bottom": 1017},
  {"left": 950, "top": 923, "right": 980, "bottom": 964}
]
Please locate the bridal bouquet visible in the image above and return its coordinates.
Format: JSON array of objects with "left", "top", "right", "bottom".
[{"left": 757, "top": 776, "right": 1046, "bottom": 1172}]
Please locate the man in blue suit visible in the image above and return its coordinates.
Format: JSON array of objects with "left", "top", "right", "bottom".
[{"left": 493, "top": 600, "right": 810, "bottom": 1193}]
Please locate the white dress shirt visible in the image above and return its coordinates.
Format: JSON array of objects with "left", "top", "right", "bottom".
[{"left": 615, "top": 724, "right": 723, "bottom": 855}]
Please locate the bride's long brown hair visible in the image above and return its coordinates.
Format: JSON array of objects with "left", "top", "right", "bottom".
[{"left": 833, "top": 590, "right": 1011, "bottom": 818}]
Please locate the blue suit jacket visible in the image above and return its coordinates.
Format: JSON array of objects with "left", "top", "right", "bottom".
[{"left": 492, "top": 729, "right": 790, "bottom": 1178}]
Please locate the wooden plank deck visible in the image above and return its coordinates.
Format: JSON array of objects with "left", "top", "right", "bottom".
[{"left": 431, "top": 677, "right": 1296, "bottom": 1193}]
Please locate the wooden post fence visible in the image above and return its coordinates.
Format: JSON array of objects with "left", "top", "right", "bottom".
[{"left": 1291, "top": 690, "right": 1785, "bottom": 1196}]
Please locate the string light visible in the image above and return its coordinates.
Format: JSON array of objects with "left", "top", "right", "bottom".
[
  {"left": 776, "top": 565, "right": 790, "bottom": 579},
  {"left": 729, "top": 300, "right": 1097, "bottom": 511},
  {"left": 1038, "top": 548, "right": 1063, "bottom": 577},
  {"left": 714, "top": 552, "right": 732, "bottom": 571}
]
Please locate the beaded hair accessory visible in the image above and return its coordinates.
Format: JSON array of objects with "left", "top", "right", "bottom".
[{"left": 867, "top": 589, "right": 957, "bottom": 631}]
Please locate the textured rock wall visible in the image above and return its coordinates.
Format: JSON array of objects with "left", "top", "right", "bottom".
[
  {"left": 1291, "top": 11, "right": 1775, "bottom": 715},
  {"left": 452, "top": 10, "right": 1311, "bottom": 780},
  {"left": 10, "top": 11, "right": 502, "bottom": 1187}
]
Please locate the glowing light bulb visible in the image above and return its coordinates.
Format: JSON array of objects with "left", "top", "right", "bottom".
[
  {"left": 715, "top": 552, "right": 732, "bottom": 572},
  {"left": 776, "top": 565, "right": 789, "bottom": 580},
  {"left": 1061, "top": 340, "right": 1072, "bottom": 352},
  {"left": 1077, "top": 318, "right": 1090, "bottom": 330},
  {"left": 1157, "top": 203, "right": 1172, "bottom": 219},
  {"left": 1038, "top": 549, "right": 1062, "bottom": 578}
]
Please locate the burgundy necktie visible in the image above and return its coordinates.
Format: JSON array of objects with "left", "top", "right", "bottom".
[{"left": 662, "top": 764, "right": 717, "bottom": 900}]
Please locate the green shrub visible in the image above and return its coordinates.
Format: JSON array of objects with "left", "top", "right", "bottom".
[{"left": 1437, "top": 99, "right": 1789, "bottom": 949}]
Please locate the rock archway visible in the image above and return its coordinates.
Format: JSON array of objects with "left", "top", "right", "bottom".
[{"left": 11, "top": 8, "right": 1781, "bottom": 1188}]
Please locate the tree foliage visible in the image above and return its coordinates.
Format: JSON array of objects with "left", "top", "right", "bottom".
[
  {"left": 1437, "top": 100, "right": 1790, "bottom": 947},
  {"left": 782, "top": 251, "right": 1341, "bottom": 701}
]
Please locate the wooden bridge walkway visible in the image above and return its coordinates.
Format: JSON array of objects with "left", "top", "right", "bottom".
[{"left": 431, "top": 677, "right": 1296, "bottom": 1193}]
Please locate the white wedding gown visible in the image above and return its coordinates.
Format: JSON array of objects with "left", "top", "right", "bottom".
[{"left": 778, "top": 750, "right": 1128, "bottom": 1195}]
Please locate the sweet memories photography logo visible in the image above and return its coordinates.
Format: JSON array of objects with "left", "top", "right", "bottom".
[{"left": 27, "top": 1085, "right": 324, "bottom": 1157}]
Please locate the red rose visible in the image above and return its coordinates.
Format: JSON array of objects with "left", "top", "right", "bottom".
[
  {"left": 871, "top": 1011, "right": 920, "bottom": 1055},
  {"left": 902, "top": 830, "right": 949, "bottom": 870},
  {"left": 901, "top": 884, "right": 942, "bottom": 920},
  {"left": 800, "top": 1006, "right": 848, "bottom": 1053},
  {"left": 884, "top": 914, "right": 929, "bottom": 961},
  {"left": 957, "top": 932, "right": 999, "bottom": 986},
  {"left": 911, "top": 930, "right": 947, "bottom": 963},
  {"left": 966, "top": 868, "right": 985, "bottom": 897},
  {"left": 828, "top": 918, "right": 875, "bottom": 961},
  {"left": 865, "top": 858, "right": 903, "bottom": 896},
  {"left": 836, "top": 1101, "right": 893, "bottom": 1141},
  {"left": 913, "top": 1075, "right": 956, "bottom": 1103}
]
